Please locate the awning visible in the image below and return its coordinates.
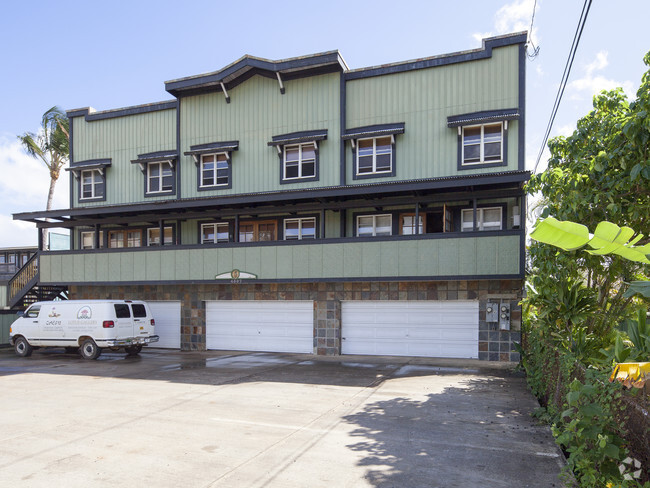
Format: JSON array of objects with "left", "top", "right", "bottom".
[
  {"left": 184, "top": 141, "right": 239, "bottom": 157},
  {"left": 447, "top": 108, "right": 520, "bottom": 128},
  {"left": 130, "top": 150, "right": 178, "bottom": 164},
  {"left": 267, "top": 129, "right": 328, "bottom": 147},
  {"left": 65, "top": 159, "right": 112, "bottom": 177},
  {"left": 342, "top": 122, "right": 405, "bottom": 140}
]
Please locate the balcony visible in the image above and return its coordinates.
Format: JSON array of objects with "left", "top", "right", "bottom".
[{"left": 38, "top": 232, "right": 522, "bottom": 284}]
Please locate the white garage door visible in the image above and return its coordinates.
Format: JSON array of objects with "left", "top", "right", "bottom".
[
  {"left": 206, "top": 301, "right": 313, "bottom": 353},
  {"left": 147, "top": 301, "right": 181, "bottom": 349},
  {"left": 342, "top": 300, "right": 478, "bottom": 358}
]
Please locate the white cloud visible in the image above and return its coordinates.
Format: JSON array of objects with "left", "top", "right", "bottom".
[
  {"left": 0, "top": 134, "right": 70, "bottom": 247},
  {"left": 473, "top": 0, "right": 540, "bottom": 47},
  {"left": 568, "top": 51, "right": 635, "bottom": 100},
  {"left": 556, "top": 124, "right": 575, "bottom": 137}
]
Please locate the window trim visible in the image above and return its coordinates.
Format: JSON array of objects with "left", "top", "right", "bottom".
[
  {"left": 460, "top": 206, "right": 504, "bottom": 232},
  {"left": 108, "top": 229, "right": 143, "bottom": 249},
  {"left": 78, "top": 169, "right": 106, "bottom": 202},
  {"left": 281, "top": 142, "right": 318, "bottom": 183},
  {"left": 352, "top": 135, "right": 397, "bottom": 180},
  {"left": 145, "top": 160, "right": 176, "bottom": 196},
  {"left": 457, "top": 121, "right": 508, "bottom": 170},
  {"left": 200, "top": 222, "right": 231, "bottom": 244},
  {"left": 197, "top": 152, "right": 233, "bottom": 191},
  {"left": 283, "top": 216, "right": 317, "bottom": 241},
  {"left": 355, "top": 214, "right": 393, "bottom": 237}
]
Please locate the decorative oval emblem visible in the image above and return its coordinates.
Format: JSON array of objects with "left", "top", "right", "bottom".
[
  {"left": 231, "top": 269, "right": 240, "bottom": 279},
  {"left": 77, "top": 306, "right": 92, "bottom": 319}
]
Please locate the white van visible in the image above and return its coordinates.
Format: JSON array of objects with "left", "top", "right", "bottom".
[{"left": 9, "top": 300, "right": 159, "bottom": 360}]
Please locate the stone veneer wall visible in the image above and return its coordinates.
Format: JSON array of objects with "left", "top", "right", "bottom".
[{"left": 69, "top": 279, "right": 523, "bottom": 361}]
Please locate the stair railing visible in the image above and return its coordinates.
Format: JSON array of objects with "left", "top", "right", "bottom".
[{"left": 7, "top": 253, "right": 39, "bottom": 308}]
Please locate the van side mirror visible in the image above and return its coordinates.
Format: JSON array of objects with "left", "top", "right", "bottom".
[{"left": 16, "top": 311, "right": 24, "bottom": 317}]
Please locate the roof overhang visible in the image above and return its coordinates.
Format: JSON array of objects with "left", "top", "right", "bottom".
[
  {"left": 165, "top": 51, "right": 348, "bottom": 98},
  {"left": 65, "top": 159, "right": 112, "bottom": 177},
  {"left": 447, "top": 108, "right": 520, "bottom": 128},
  {"left": 14, "top": 171, "right": 530, "bottom": 229}
]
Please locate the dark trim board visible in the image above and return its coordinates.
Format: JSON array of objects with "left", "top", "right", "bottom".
[
  {"left": 66, "top": 101, "right": 178, "bottom": 122},
  {"left": 42, "top": 273, "right": 525, "bottom": 288}
]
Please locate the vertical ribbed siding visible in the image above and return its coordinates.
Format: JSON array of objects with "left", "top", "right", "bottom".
[
  {"left": 345, "top": 45, "right": 520, "bottom": 182},
  {"left": 180, "top": 72, "right": 341, "bottom": 197},
  {"left": 72, "top": 109, "right": 177, "bottom": 206}
]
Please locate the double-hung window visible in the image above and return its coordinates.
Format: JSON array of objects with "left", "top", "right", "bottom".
[
  {"left": 284, "top": 218, "right": 316, "bottom": 240},
  {"left": 357, "top": 214, "right": 392, "bottom": 237},
  {"left": 400, "top": 214, "right": 424, "bottom": 235},
  {"left": 462, "top": 123, "right": 503, "bottom": 165},
  {"left": 201, "top": 223, "right": 230, "bottom": 244},
  {"left": 200, "top": 153, "right": 229, "bottom": 187},
  {"left": 357, "top": 137, "right": 392, "bottom": 175},
  {"left": 80, "top": 169, "right": 104, "bottom": 200},
  {"left": 147, "top": 161, "right": 174, "bottom": 194},
  {"left": 81, "top": 231, "right": 103, "bottom": 249},
  {"left": 461, "top": 207, "right": 502, "bottom": 232},
  {"left": 283, "top": 143, "right": 316, "bottom": 180}
]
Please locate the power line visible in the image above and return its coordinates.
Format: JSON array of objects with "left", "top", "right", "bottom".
[
  {"left": 533, "top": 0, "right": 593, "bottom": 173},
  {"left": 526, "top": 0, "right": 540, "bottom": 59}
]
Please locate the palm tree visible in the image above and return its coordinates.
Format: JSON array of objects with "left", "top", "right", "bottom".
[{"left": 17, "top": 106, "right": 69, "bottom": 249}]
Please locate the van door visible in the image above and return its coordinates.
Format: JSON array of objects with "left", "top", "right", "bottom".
[
  {"left": 130, "top": 303, "right": 151, "bottom": 338},
  {"left": 17, "top": 304, "right": 41, "bottom": 342},
  {"left": 113, "top": 303, "right": 134, "bottom": 340}
]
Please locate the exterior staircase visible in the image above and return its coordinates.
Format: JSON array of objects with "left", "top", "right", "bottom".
[{"left": 7, "top": 254, "right": 68, "bottom": 310}]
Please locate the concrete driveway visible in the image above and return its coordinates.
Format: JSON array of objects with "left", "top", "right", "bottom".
[{"left": 0, "top": 348, "right": 566, "bottom": 487}]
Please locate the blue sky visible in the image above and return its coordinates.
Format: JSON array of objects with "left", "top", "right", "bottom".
[{"left": 0, "top": 0, "right": 647, "bottom": 247}]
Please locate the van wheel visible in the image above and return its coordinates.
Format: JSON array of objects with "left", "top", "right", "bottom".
[
  {"left": 14, "top": 337, "right": 33, "bottom": 357},
  {"left": 80, "top": 339, "right": 102, "bottom": 360},
  {"left": 64, "top": 347, "right": 79, "bottom": 354},
  {"left": 125, "top": 345, "right": 143, "bottom": 356}
]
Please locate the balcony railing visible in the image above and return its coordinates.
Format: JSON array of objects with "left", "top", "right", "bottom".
[{"left": 8, "top": 254, "right": 39, "bottom": 307}]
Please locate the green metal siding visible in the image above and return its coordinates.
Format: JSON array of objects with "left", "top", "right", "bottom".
[
  {"left": 40, "top": 235, "right": 520, "bottom": 283},
  {"left": 0, "top": 313, "right": 15, "bottom": 345},
  {"left": 71, "top": 109, "right": 177, "bottom": 206},
  {"left": 180, "top": 72, "right": 341, "bottom": 196},
  {"left": 345, "top": 45, "right": 520, "bottom": 182}
]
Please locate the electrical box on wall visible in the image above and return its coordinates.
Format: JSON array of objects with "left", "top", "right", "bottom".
[
  {"left": 486, "top": 302, "right": 499, "bottom": 323},
  {"left": 499, "top": 303, "right": 511, "bottom": 330}
]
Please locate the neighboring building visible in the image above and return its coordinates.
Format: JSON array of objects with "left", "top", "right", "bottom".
[{"left": 12, "top": 32, "right": 528, "bottom": 360}]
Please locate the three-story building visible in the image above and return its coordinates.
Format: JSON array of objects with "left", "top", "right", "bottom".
[{"left": 13, "top": 32, "right": 528, "bottom": 360}]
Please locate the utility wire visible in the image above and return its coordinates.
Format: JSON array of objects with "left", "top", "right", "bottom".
[
  {"left": 533, "top": 0, "right": 593, "bottom": 173},
  {"left": 526, "top": 0, "right": 540, "bottom": 59}
]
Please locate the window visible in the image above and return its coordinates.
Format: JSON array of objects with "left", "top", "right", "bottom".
[
  {"left": 284, "top": 218, "right": 316, "bottom": 240},
  {"left": 80, "top": 169, "right": 104, "bottom": 200},
  {"left": 0, "top": 255, "right": 5, "bottom": 264},
  {"left": 400, "top": 214, "right": 424, "bottom": 235},
  {"left": 147, "top": 227, "right": 173, "bottom": 246},
  {"left": 81, "top": 231, "right": 103, "bottom": 249},
  {"left": 283, "top": 143, "right": 316, "bottom": 180},
  {"left": 357, "top": 136, "right": 392, "bottom": 175},
  {"left": 201, "top": 223, "right": 230, "bottom": 244},
  {"left": 114, "top": 304, "right": 131, "bottom": 318},
  {"left": 239, "top": 221, "right": 277, "bottom": 242},
  {"left": 147, "top": 161, "right": 174, "bottom": 194},
  {"left": 461, "top": 207, "right": 503, "bottom": 232},
  {"left": 131, "top": 304, "right": 147, "bottom": 318},
  {"left": 462, "top": 123, "right": 503, "bottom": 166},
  {"left": 357, "top": 214, "right": 392, "bottom": 237},
  {"left": 26, "top": 305, "right": 41, "bottom": 318},
  {"left": 8, "top": 254, "right": 16, "bottom": 264},
  {"left": 108, "top": 230, "right": 142, "bottom": 248},
  {"left": 200, "top": 153, "right": 229, "bottom": 187}
]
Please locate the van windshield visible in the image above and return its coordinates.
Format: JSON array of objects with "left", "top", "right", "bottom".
[
  {"left": 131, "top": 304, "right": 147, "bottom": 318},
  {"left": 114, "top": 304, "right": 131, "bottom": 318}
]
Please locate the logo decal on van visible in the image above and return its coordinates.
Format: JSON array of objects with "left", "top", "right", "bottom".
[
  {"left": 48, "top": 308, "right": 61, "bottom": 318},
  {"left": 77, "top": 306, "right": 92, "bottom": 319}
]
